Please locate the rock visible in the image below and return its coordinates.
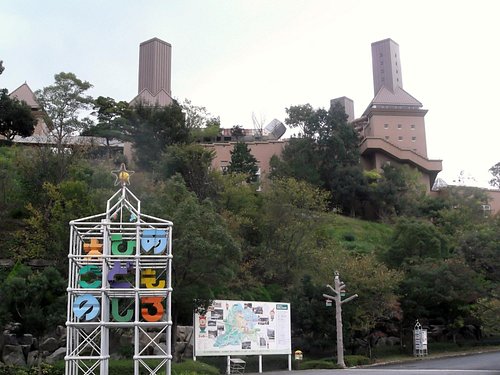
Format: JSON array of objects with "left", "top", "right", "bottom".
[
  {"left": 18, "top": 334, "right": 34, "bottom": 347},
  {"left": 2, "top": 333, "right": 18, "bottom": 346},
  {"left": 46, "top": 347, "right": 66, "bottom": 364},
  {"left": 183, "top": 343, "right": 193, "bottom": 358},
  {"left": 153, "top": 342, "right": 168, "bottom": 356},
  {"left": 2, "top": 344, "right": 27, "bottom": 366},
  {"left": 56, "top": 325, "right": 66, "bottom": 337},
  {"left": 27, "top": 351, "right": 40, "bottom": 367},
  {"left": 40, "top": 337, "right": 59, "bottom": 352},
  {"left": 387, "top": 336, "right": 401, "bottom": 346}
]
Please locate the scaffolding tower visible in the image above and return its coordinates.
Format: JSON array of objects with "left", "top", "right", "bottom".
[{"left": 65, "top": 165, "right": 173, "bottom": 375}]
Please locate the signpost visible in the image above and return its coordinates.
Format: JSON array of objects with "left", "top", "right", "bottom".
[
  {"left": 323, "top": 272, "right": 358, "bottom": 368},
  {"left": 413, "top": 320, "right": 428, "bottom": 357}
]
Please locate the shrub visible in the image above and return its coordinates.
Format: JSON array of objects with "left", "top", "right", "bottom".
[
  {"left": 345, "top": 355, "right": 371, "bottom": 366},
  {"left": 0, "top": 364, "right": 63, "bottom": 375},
  {"left": 173, "top": 360, "right": 220, "bottom": 375},
  {"left": 299, "top": 360, "right": 340, "bottom": 370}
]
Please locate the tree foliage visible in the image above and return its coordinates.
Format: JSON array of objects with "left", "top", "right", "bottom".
[
  {"left": 82, "top": 96, "right": 131, "bottom": 157},
  {"left": 141, "top": 176, "right": 241, "bottom": 327},
  {"left": 489, "top": 161, "right": 500, "bottom": 189},
  {"left": 0, "top": 89, "right": 37, "bottom": 140},
  {"left": 35, "top": 72, "right": 93, "bottom": 153},
  {"left": 160, "top": 144, "right": 218, "bottom": 201},
  {"left": 124, "top": 101, "right": 189, "bottom": 169},
  {"left": 0, "top": 264, "right": 66, "bottom": 336},
  {"left": 274, "top": 103, "right": 364, "bottom": 214},
  {"left": 382, "top": 218, "right": 448, "bottom": 269},
  {"left": 226, "top": 142, "right": 259, "bottom": 182}
]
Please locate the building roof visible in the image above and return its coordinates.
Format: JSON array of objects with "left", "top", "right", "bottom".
[
  {"left": 140, "top": 37, "right": 171, "bottom": 47},
  {"left": 129, "top": 88, "right": 173, "bottom": 107},
  {"left": 363, "top": 86, "right": 422, "bottom": 116},
  {"left": 9, "top": 83, "right": 40, "bottom": 109}
]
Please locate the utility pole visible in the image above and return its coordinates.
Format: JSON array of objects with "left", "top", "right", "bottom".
[{"left": 323, "top": 271, "right": 358, "bottom": 368}]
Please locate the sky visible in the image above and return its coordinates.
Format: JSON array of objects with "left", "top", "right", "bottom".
[{"left": 1, "top": 0, "right": 500, "bottom": 187}]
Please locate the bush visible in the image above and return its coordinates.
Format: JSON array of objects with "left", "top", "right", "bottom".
[
  {"left": 173, "top": 360, "right": 220, "bottom": 375},
  {"left": 299, "top": 360, "right": 340, "bottom": 370},
  {"left": 345, "top": 355, "right": 371, "bottom": 366},
  {"left": 0, "top": 363, "right": 63, "bottom": 375},
  {"left": 39, "top": 360, "right": 220, "bottom": 375}
]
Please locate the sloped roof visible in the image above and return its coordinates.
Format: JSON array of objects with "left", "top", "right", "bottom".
[
  {"left": 363, "top": 86, "right": 423, "bottom": 116},
  {"left": 129, "top": 88, "right": 173, "bottom": 107},
  {"left": 373, "top": 86, "right": 422, "bottom": 107},
  {"left": 9, "top": 83, "right": 40, "bottom": 109}
]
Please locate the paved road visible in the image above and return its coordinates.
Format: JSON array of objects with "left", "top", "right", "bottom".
[{"left": 249, "top": 351, "right": 500, "bottom": 375}]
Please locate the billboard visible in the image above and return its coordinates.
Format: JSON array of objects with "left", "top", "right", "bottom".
[{"left": 194, "top": 300, "right": 291, "bottom": 356}]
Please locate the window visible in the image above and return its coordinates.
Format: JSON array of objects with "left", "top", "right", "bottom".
[
  {"left": 411, "top": 124, "right": 415, "bottom": 130},
  {"left": 398, "top": 136, "right": 403, "bottom": 141},
  {"left": 412, "top": 136, "right": 416, "bottom": 142},
  {"left": 397, "top": 124, "right": 402, "bottom": 129},
  {"left": 384, "top": 123, "right": 389, "bottom": 129}
]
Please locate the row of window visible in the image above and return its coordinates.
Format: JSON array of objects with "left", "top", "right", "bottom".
[
  {"left": 384, "top": 124, "right": 416, "bottom": 129},
  {"left": 385, "top": 135, "right": 417, "bottom": 142}
]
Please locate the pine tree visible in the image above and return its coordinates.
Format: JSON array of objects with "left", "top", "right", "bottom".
[{"left": 227, "top": 142, "right": 259, "bottom": 182}]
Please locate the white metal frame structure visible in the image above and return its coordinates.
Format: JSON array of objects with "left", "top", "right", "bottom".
[{"left": 65, "top": 177, "right": 173, "bottom": 375}]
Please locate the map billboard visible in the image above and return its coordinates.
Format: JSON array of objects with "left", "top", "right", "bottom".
[{"left": 194, "top": 300, "right": 291, "bottom": 356}]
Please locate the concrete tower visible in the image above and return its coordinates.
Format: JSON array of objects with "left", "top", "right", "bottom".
[
  {"left": 357, "top": 38, "right": 442, "bottom": 191},
  {"left": 130, "top": 37, "right": 173, "bottom": 106},
  {"left": 371, "top": 38, "right": 403, "bottom": 95}
]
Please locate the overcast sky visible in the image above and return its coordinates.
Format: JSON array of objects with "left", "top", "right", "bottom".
[{"left": 2, "top": 0, "right": 499, "bottom": 187}]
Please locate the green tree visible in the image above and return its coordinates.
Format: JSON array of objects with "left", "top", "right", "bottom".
[
  {"left": 489, "top": 162, "right": 500, "bottom": 188},
  {"left": 141, "top": 176, "right": 241, "bottom": 335},
  {"left": 382, "top": 218, "right": 448, "bottom": 269},
  {"left": 253, "top": 178, "right": 330, "bottom": 291},
  {"left": 226, "top": 142, "right": 258, "bottom": 182},
  {"left": 323, "top": 251, "right": 403, "bottom": 357},
  {"left": 160, "top": 144, "right": 218, "bottom": 201},
  {"left": 433, "top": 186, "right": 489, "bottom": 246},
  {"left": 269, "top": 137, "right": 322, "bottom": 186},
  {"left": 82, "top": 96, "right": 131, "bottom": 158},
  {"left": 230, "top": 125, "right": 245, "bottom": 140},
  {"left": 181, "top": 99, "right": 221, "bottom": 142},
  {"left": 0, "top": 264, "right": 66, "bottom": 369},
  {"left": 35, "top": 72, "right": 93, "bottom": 153},
  {"left": 276, "top": 103, "right": 364, "bottom": 214},
  {"left": 456, "top": 220, "right": 500, "bottom": 285},
  {"left": 399, "top": 258, "right": 486, "bottom": 339},
  {"left": 369, "top": 164, "right": 427, "bottom": 219},
  {"left": 0, "top": 88, "right": 37, "bottom": 141},
  {"left": 124, "top": 102, "right": 189, "bottom": 169}
]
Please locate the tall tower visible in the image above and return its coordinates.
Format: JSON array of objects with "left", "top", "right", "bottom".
[
  {"left": 358, "top": 38, "right": 442, "bottom": 191},
  {"left": 131, "top": 37, "right": 173, "bottom": 106},
  {"left": 371, "top": 38, "right": 403, "bottom": 95}
]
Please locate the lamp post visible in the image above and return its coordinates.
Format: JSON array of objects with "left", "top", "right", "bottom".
[{"left": 323, "top": 272, "right": 358, "bottom": 368}]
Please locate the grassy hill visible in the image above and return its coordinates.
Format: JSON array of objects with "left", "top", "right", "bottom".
[{"left": 323, "top": 214, "right": 393, "bottom": 255}]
